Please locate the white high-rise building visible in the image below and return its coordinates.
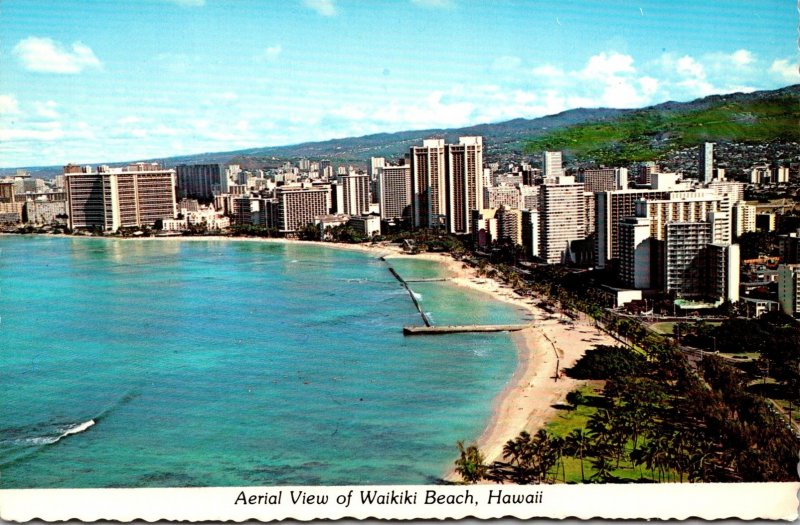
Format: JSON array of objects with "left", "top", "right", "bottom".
[
  {"left": 618, "top": 216, "right": 653, "bottom": 289},
  {"left": 275, "top": 184, "right": 331, "bottom": 234},
  {"left": 379, "top": 164, "right": 412, "bottom": 221},
  {"left": 338, "top": 172, "right": 370, "bottom": 216},
  {"left": 595, "top": 188, "right": 672, "bottom": 268},
  {"left": 778, "top": 264, "right": 800, "bottom": 316},
  {"left": 634, "top": 190, "right": 724, "bottom": 242},
  {"left": 410, "top": 139, "right": 447, "bottom": 228},
  {"left": 732, "top": 201, "right": 757, "bottom": 237},
  {"left": 699, "top": 142, "right": 715, "bottom": 183},
  {"left": 445, "top": 136, "right": 484, "bottom": 234},
  {"left": 538, "top": 176, "right": 585, "bottom": 264},
  {"left": 542, "top": 151, "right": 564, "bottom": 178}
]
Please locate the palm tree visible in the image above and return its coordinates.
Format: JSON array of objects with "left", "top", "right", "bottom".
[
  {"left": 454, "top": 441, "right": 487, "bottom": 484},
  {"left": 589, "top": 442, "right": 615, "bottom": 482},
  {"left": 564, "top": 428, "right": 589, "bottom": 482}
]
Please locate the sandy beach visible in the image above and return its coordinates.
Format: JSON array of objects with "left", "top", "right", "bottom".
[{"left": 374, "top": 248, "right": 617, "bottom": 477}]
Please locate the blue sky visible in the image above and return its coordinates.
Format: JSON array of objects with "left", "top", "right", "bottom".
[{"left": 0, "top": 0, "right": 797, "bottom": 167}]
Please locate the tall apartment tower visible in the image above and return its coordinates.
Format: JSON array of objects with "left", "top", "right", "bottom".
[
  {"left": 732, "top": 201, "right": 757, "bottom": 237},
  {"left": 410, "top": 139, "right": 447, "bottom": 228},
  {"left": 367, "top": 157, "right": 386, "bottom": 204},
  {"left": 543, "top": 151, "right": 564, "bottom": 178},
  {"left": 618, "top": 216, "right": 653, "bottom": 289},
  {"left": 379, "top": 164, "right": 413, "bottom": 221},
  {"left": 664, "top": 222, "right": 714, "bottom": 299},
  {"left": 699, "top": 142, "right": 715, "bottom": 183},
  {"left": 65, "top": 165, "right": 176, "bottom": 231},
  {"left": 445, "top": 136, "right": 484, "bottom": 234},
  {"left": 176, "top": 164, "right": 223, "bottom": 200},
  {"left": 778, "top": 264, "right": 800, "bottom": 316},
  {"left": 367, "top": 157, "right": 386, "bottom": 178},
  {"left": 538, "top": 176, "right": 586, "bottom": 264},
  {"left": 338, "top": 172, "right": 370, "bottom": 216}
]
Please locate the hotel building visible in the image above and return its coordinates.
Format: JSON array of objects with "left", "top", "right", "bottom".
[
  {"left": 65, "top": 163, "right": 177, "bottom": 231},
  {"left": 538, "top": 176, "right": 585, "bottom": 264},
  {"left": 176, "top": 164, "right": 223, "bottom": 200},
  {"left": 485, "top": 185, "right": 520, "bottom": 210},
  {"left": 275, "top": 184, "right": 331, "bottom": 234},
  {"left": 378, "top": 164, "right": 413, "bottom": 221},
  {"left": 410, "top": 139, "right": 447, "bottom": 229},
  {"left": 595, "top": 188, "right": 671, "bottom": 268},
  {"left": 337, "top": 172, "right": 370, "bottom": 216},
  {"left": 445, "top": 136, "right": 484, "bottom": 235},
  {"left": 577, "top": 168, "right": 628, "bottom": 193}
]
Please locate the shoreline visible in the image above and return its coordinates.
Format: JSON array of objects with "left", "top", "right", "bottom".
[
  {"left": 7, "top": 233, "right": 618, "bottom": 481},
  {"left": 378, "top": 249, "right": 618, "bottom": 480}
]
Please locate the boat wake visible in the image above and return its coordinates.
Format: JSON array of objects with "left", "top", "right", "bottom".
[
  {"left": 0, "top": 389, "right": 139, "bottom": 468},
  {"left": 21, "top": 420, "right": 95, "bottom": 446}
]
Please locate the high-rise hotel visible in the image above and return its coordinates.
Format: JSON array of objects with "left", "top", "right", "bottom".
[
  {"left": 445, "top": 136, "right": 484, "bottom": 235},
  {"left": 408, "top": 136, "right": 483, "bottom": 233},
  {"left": 64, "top": 163, "right": 176, "bottom": 231},
  {"left": 410, "top": 139, "right": 447, "bottom": 229}
]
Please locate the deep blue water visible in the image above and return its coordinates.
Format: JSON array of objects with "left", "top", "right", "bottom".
[{"left": 0, "top": 236, "right": 524, "bottom": 487}]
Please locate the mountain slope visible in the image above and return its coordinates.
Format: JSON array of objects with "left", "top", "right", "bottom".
[{"left": 523, "top": 85, "right": 800, "bottom": 165}]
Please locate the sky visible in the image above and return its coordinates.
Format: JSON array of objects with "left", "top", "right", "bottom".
[{"left": 0, "top": 0, "right": 798, "bottom": 168}]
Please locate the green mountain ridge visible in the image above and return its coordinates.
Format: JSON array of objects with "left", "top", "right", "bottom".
[{"left": 524, "top": 84, "right": 800, "bottom": 165}]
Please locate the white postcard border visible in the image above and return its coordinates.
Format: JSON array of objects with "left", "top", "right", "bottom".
[{"left": 0, "top": 483, "right": 798, "bottom": 522}]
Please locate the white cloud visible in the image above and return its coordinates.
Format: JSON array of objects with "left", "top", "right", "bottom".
[
  {"left": 639, "top": 76, "right": 659, "bottom": 96},
  {"left": 579, "top": 52, "right": 635, "bottom": 80},
  {"left": 118, "top": 116, "right": 143, "bottom": 125},
  {"left": 0, "top": 120, "right": 64, "bottom": 142},
  {"left": 263, "top": 45, "right": 282, "bottom": 61},
  {"left": 12, "top": 37, "right": 101, "bottom": 74},
  {"left": 33, "top": 101, "right": 59, "bottom": 119},
  {"left": 531, "top": 64, "right": 564, "bottom": 78},
  {"left": 302, "top": 0, "right": 336, "bottom": 16},
  {"left": 676, "top": 55, "right": 705, "bottom": 79},
  {"left": 769, "top": 58, "right": 799, "bottom": 82},
  {"left": 731, "top": 49, "right": 754, "bottom": 66},
  {"left": 0, "top": 95, "right": 20, "bottom": 115}
]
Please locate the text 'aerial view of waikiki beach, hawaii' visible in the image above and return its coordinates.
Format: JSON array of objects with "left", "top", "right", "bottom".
[{"left": 0, "top": 0, "right": 799, "bottom": 521}]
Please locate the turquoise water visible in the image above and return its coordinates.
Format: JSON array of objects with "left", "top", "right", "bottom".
[{"left": 0, "top": 236, "right": 524, "bottom": 488}]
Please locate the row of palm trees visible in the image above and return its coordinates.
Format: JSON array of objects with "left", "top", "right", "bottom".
[{"left": 455, "top": 338, "right": 799, "bottom": 484}]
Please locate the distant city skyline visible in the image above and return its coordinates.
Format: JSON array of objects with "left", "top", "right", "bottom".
[{"left": 0, "top": 0, "right": 797, "bottom": 168}]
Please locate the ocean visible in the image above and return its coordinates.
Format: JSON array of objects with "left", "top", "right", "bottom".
[{"left": 0, "top": 236, "right": 524, "bottom": 487}]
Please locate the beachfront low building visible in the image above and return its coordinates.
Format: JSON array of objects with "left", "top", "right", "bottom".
[
  {"left": 348, "top": 214, "right": 381, "bottom": 239},
  {"left": 315, "top": 214, "right": 350, "bottom": 240}
]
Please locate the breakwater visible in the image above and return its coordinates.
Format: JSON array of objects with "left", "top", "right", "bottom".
[
  {"left": 403, "top": 324, "right": 529, "bottom": 335},
  {"left": 387, "top": 267, "right": 432, "bottom": 327}
]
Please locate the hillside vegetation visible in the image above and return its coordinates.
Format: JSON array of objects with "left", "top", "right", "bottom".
[{"left": 524, "top": 87, "right": 800, "bottom": 165}]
